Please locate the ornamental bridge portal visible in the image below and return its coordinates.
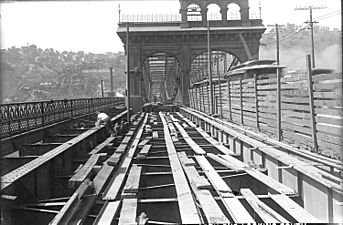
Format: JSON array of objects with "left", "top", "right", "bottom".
[{"left": 116, "top": 0, "right": 265, "bottom": 110}]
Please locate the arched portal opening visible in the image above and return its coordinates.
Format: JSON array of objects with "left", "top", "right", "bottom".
[
  {"left": 227, "top": 3, "right": 241, "bottom": 20},
  {"left": 187, "top": 4, "right": 202, "bottom": 21},
  {"left": 141, "top": 53, "right": 181, "bottom": 104},
  {"left": 189, "top": 50, "right": 241, "bottom": 115},
  {"left": 190, "top": 50, "right": 240, "bottom": 85},
  {"left": 207, "top": 3, "right": 222, "bottom": 21}
]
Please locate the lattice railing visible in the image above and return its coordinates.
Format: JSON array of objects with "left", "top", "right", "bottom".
[{"left": 0, "top": 97, "right": 125, "bottom": 139}]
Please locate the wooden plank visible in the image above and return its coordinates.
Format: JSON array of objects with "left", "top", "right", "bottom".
[
  {"left": 152, "top": 131, "right": 159, "bottom": 139},
  {"left": 118, "top": 198, "right": 137, "bottom": 225},
  {"left": 195, "top": 155, "right": 255, "bottom": 223},
  {"left": 241, "top": 189, "right": 289, "bottom": 223},
  {"left": 107, "top": 153, "right": 122, "bottom": 167},
  {"left": 50, "top": 179, "right": 93, "bottom": 225},
  {"left": 316, "top": 132, "right": 343, "bottom": 146},
  {"left": 123, "top": 165, "right": 142, "bottom": 195},
  {"left": 93, "top": 201, "right": 120, "bottom": 225},
  {"left": 173, "top": 122, "right": 206, "bottom": 155},
  {"left": 312, "top": 73, "right": 342, "bottom": 82},
  {"left": 314, "top": 91, "right": 342, "bottom": 99},
  {"left": 159, "top": 112, "right": 202, "bottom": 224},
  {"left": 207, "top": 153, "right": 245, "bottom": 172},
  {"left": 213, "top": 154, "right": 295, "bottom": 195},
  {"left": 68, "top": 154, "right": 100, "bottom": 188},
  {"left": 239, "top": 77, "right": 243, "bottom": 124},
  {"left": 103, "top": 114, "right": 148, "bottom": 200},
  {"left": 191, "top": 107, "right": 343, "bottom": 169},
  {"left": 254, "top": 74, "right": 260, "bottom": 130},
  {"left": 177, "top": 152, "right": 196, "bottom": 167},
  {"left": 176, "top": 113, "right": 234, "bottom": 155},
  {"left": 316, "top": 115, "right": 343, "bottom": 126},
  {"left": 313, "top": 82, "right": 342, "bottom": 91},
  {"left": 314, "top": 99, "right": 343, "bottom": 107},
  {"left": 177, "top": 152, "right": 229, "bottom": 223},
  {"left": 315, "top": 107, "right": 343, "bottom": 117},
  {"left": 269, "top": 193, "right": 321, "bottom": 223},
  {"left": 181, "top": 107, "right": 343, "bottom": 192},
  {"left": 139, "top": 145, "right": 152, "bottom": 156},
  {"left": 138, "top": 137, "right": 152, "bottom": 147}
]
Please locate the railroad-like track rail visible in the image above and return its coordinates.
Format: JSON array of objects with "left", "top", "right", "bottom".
[{"left": 1, "top": 110, "right": 342, "bottom": 224}]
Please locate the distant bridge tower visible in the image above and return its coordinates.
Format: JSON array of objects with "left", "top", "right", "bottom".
[{"left": 117, "top": 0, "right": 265, "bottom": 110}]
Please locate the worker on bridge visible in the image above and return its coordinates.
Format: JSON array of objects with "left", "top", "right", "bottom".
[{"left": 95, "top": 111, "right": 115, "bottom": 136}]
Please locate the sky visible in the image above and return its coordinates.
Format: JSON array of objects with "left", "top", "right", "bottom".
[{"left": 0, "top": 0, "right": 341, "bottom": 53}]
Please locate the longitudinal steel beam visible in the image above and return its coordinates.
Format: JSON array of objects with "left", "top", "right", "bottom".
[{"left": 1, "top": 110, "right": 128, "bottom": 191}]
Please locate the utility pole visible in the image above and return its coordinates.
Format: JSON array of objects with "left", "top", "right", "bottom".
[
  {"left": 295, "top": 5, "right": 326, "bottom": 68},
  {"left": 118, "top": 4, "right": 121, "bottom": 23},
  {"left": 267, "top": 24, "right": 282, "bottom": 64},
  {"left": 109, "top": 67, "right": 114, "bottom": 95},
  {"left": 207, "top": 20, "right": 214, "bottom": 115},
  {"left": 276, "top": 24, "right": 280, "bottom": 65},
  {"left": 100, "top": 80, "right": 104, "bottom": 97}
]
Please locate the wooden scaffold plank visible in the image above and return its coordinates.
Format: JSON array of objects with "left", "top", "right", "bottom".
[
  {"left": 268, "top": 193, "right": 321, "bottom": 223},
  {"left": 241, "top": 188, "right": 289, "bottom": 223},
  {"left": 159, "top": 112, "right": 202, "bottom": 224},
  {"left": 194, "top": 155, "right": 255, "bottom": 223},
  {"left": 103, "top": 114, "right": 148, "bottom": 200}
]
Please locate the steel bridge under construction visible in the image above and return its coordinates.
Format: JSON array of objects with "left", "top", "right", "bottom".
[{"left": 1, "top": 0, "right": 342, "bottom": 224}]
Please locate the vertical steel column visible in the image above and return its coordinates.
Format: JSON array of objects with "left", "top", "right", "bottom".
[
  {"left": 126, "top": 22, "right": 131, "bottom": 125},
  {"left": 239, "top": 76, "right": 243, "bottom": 124},
  {"left": 207, "top": 20, "right": 214, "bottom": 115},
  {"left": 276, "top": 24, "right": 282, "bottom": 140}
]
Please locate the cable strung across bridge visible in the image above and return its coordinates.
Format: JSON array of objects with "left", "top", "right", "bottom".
[{"left": 3, "top": 109, "right": 336, "bottom": 224}]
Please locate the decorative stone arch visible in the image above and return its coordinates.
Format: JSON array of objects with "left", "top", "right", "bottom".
[
  {"left": 227, "top": 2, "right": 241, "bottom": 20},
  {"left": 186, "top": 3, "right": 202, "bottom": 21},
  {"left": 190, "top": 48, "right": 243, "bottom": 65},
  {"left": 140, "top": 50, "right": 181, "bottom": 69},
  {"left": 206, "top": 3, "right": 222, "bottom": 21},
  {"left": 180, "top": 0, "right": 250, "bottom": 25}
]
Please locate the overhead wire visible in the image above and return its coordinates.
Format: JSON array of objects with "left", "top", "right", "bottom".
[{"left": 261, "top": 10, "right": 341, "bottom": 46}]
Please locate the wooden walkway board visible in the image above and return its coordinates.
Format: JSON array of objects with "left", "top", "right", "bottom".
[
  {"left": 50, "top": 179, "right": 94, "bottom": 225},
  {"left": 103, "top": 114, "right": 148, "bottom": 200},
  {"left": 195, "top": 155, "right": 234, "bottom": 195},
  {"left": 182, "top": 107, "right": 342, "bottom": 191},
  {"left": 152, "top": 131, "right": 159, "bottom": 139},
  {"left": 123, "top": 165, "right": 142, "bottom": 195},
  {"left": 160, "top": 112, "right": 202, "bottom": 224},
  {"left": 139, "top": 145, "right": 151, "bottom": 156},
  {"left": 173, "top": 122, "right": 206, "bottom": 155},
  {"left": 194, "top": 155, "right": 255, "bottom": 223},
  {"left": 241, "top": 188, "right": 289, "bottom": 223},
  {"left": 208, "top": 153, "right": 246, "bottom": 172},
  {"left": 118, "top": 198, "right": 137, "bottom": 225},
  {"left": 214, "top": 153, "right": 295, "bottom": 195},
  {"left": 93, "top": 201, "right": 120, "bottom": 225},
  {"left": 269, "top": 193, "right": 321, "bottom": 223},
  {"left": 177, "top": 112, "right": 234, "bottom": 155},
  {"left": 178, "top": 152, "right": 229, "bottom": 223},
  {"left": 68, "top": 154, "right": 100, "bottom": 188},
  {"left": 138, "top": 137, "right": 152, "bottom": 148}
]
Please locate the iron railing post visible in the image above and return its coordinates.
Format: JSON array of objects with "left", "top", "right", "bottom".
[{"left": 41, "top": 102, "right": 44, "bottom": 127}]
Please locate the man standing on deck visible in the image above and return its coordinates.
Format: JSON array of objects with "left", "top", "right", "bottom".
[{"left": 95, "top": 111, "right": 115, "bottom": 136}]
